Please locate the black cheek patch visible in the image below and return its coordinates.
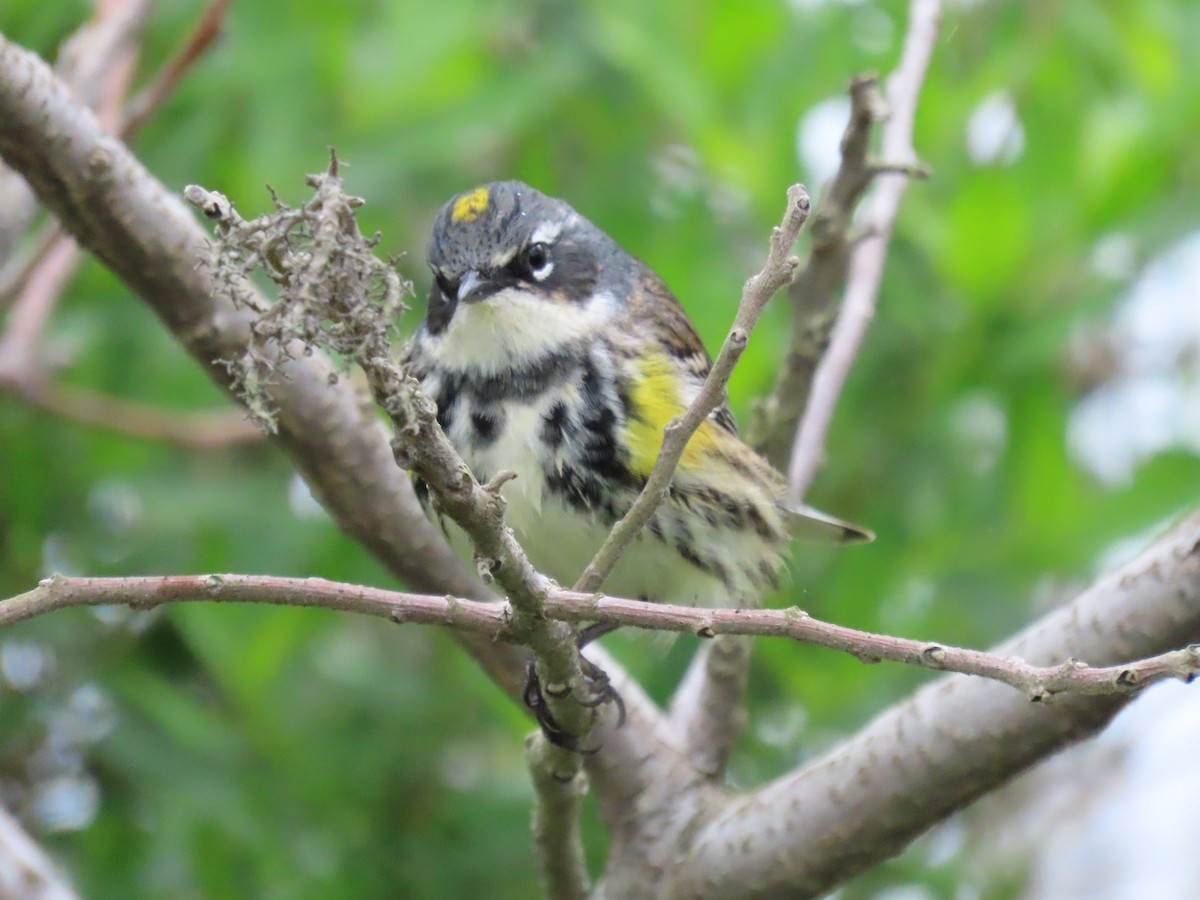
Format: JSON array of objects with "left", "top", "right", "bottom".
[
  {"left": 425, "top": 284, "right": 458, "bottom": 334},
  {"left": 541, "top": 240, "right": 598, "bottom": 302}
]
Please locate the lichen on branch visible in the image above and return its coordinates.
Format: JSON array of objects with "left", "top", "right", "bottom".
[{"left": 183, "top": 156, "right": 409, "bottom": 430}]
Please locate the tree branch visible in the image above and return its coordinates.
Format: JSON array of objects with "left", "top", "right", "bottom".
[
  {"left": 667, "top": 637, "right": 751, "bottom": 777},
  {"left": 526, "top": 733, "right": 591, "bottom": 900},
  {"left": 572, "top": 185, "right": 811, "bottom": 594},
  {"left": 2, "top": 376, "right": 263, "bottom": 448},
  {"left": 0, "top": 0, "right": 150, "bottom": 265},
  {"left": 749, "top": 74, "right": 888, "bottom": 468},
  {"left": 573, "top": 184, "right": 812, "bottom": 777},
  {"left": 0, "top": 234, "right": 81, "bottom": 377},
  {"left": 672, "top": 510, "right": 1200, "bottom": 899},
  {"left": 788, "top": 0, "right": 940, "bottom": 497},
  {"left": 0, "top": 222, "right": 62, "bottom": 313},
  {"left": 0, "top": 28, "right": 478, "bottom": 625},
  {"left": 0, "top": 0, "right": 230, "bottom": 452},
  {"left": 7, "top": 13, "right": 1191, "bottom": 898},
  {"left": 9, "top": 525, "right": 1200, "bottom": 899},
  {"left": 121, "top": 0, "right": 231, "bottom": 139},
  {"left": 5, "top": 570, "right": 1198, "bottom": 701},
  {"left": 0, "top": 805, "right": 81, "bottom": 900}
]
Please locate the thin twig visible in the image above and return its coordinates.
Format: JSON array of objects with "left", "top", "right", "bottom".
[
  {"left": 788, "top": 0, "right": 941, "bottom": 497},
  {"left": 0, "top": 225, "right": 260, "bottom": 449},
  {"left": 645, "top": 189, "right": 816, "bottom": 765},
  {"left": 0, "top": 805, "right": 81, "bottom": 900},
  {"left": 0, "top": 0, "right": 143, "bottom": 374},
  {"left": 5, "top": 572, "right": 1198, "bottom": 701},
  {"left": 4, "top": 378, "right": 263, "bottom": 448},
  {"left": 526, "top": 733, "right": 591, "bottom": 900},
  {"left": 0, "top": 235, "right": 79, "bottom": 377},
  {"left": 573, "top": 185, "right": 812, "bottom": 594},
  {"left": 0, "top": 0, "right": 148, "bottom": 267},
  {"left": 0, "top": 222, "right": 62, "bottom": 312},
  {"left": 664, "top": 86, "right": 884, "bottom": 768},
  {"left": 667, "top": 638, "right": 751, "bottom": 777},
  {"left": 55, "top": 0, "right": 150, "bottom": 115},
  {"left": 0, "top": 170, "right": 35, "bottom": 271},
  {"left": 122, "top": 0, "right": 231, "bottom": 139},
  {"left": 1, "top": 0, "right": 217, "bottom": 362},
  {"left": 749, "top": 75, "right": 888, "bottom": 469}
]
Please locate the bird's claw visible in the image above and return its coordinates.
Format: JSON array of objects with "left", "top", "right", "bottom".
[{"left": 522, "top": 623, "right": 626, "bottom": 751}]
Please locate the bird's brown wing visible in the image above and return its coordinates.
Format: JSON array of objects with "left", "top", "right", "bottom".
[
  {"left": 621, "top": 264, "right": 875, "bottom": 546},
  {"left": 622, "top": 263, "right": 739, "bottom": 435}
]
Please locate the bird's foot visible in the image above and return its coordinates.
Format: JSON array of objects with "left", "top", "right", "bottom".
[{"left": 523, "top": 623, "right": 626, "bottom": 752}]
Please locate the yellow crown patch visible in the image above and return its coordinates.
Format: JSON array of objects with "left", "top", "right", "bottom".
[{"left": 451, "top": 186, "right": 490, "bottom": 223}]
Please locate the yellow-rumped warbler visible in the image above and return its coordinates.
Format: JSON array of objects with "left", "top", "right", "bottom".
[{"left": 405, "top": 181, "right": 870, "bottom": 615}]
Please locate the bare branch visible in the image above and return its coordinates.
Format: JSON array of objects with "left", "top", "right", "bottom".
[
  {"left": 0, "top": 31, "right": 468, "bottom": 595},
  {"left": 0, "top": 805, "right": 81, "bottom": 900},
  {"left": 5, "top": 569, "right": 1199, "bottom": 701},
  {"left": 0, "top": 235, "right": 80, "bottom": 377},
  {"left": 5, "top": 505, "right": 1199, "bottom": 900},
  {"left": 750, "top": 75, "right": 887, "bottom": 468},
  {"left": 673, "top": 510, "right": 1200, "bottom": 899},
  {"left": 667, "top": 637, "right": 751, "bottom": 777},
  {"left": 526, "top": 733, "right": 591, "bottom": 900},
  {"left": 122, "top": 0, "right": 231, "bottom": 139},
  {"left": 54, "top": 0, "right": 150, "bottom": 115},
  {"left": 3, "top": 377, "right": 263, "bottom": 448},
  {"left": 0, "top": 223, "right": 63, "bottom": 312},
  {"left": 0, "top": 165, "right": 36, "bottom": 270},
  {"left": 0, "top": 0, "right": 148, "bottom": 266},
  {"left": 788, "top": 0, "right": 941, "bottom": 497},
  {"left": 0, "top": 0, "right": 143, "bottom": 379},
  {"left": 573, "top": 184, "right": 811, "bottom": 594},
  {"left": 0, "top": 213, "right": 259, "bottom": 452},
  {"left": 577, "top": 186, "right": 812, "bottom": 772}
]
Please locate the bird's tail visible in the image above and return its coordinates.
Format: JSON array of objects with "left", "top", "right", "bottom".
[{"left": 787, "top": 503, "right": 874, "bottom": 545}]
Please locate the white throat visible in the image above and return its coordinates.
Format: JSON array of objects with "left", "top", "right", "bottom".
[{"left": 429, "top": 289, "right": 615, "bottom": 374}]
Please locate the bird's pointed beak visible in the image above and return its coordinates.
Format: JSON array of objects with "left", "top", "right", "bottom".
[{"left": 457, "top": 270, "right": 490, "bottom": 303}]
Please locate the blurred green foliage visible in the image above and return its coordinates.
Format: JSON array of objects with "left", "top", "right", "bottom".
[{"left": 2, "top": 0, "right": 1199, "bottom": 896}]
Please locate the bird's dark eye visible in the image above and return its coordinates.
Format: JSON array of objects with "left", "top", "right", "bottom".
[{"left": 524, "top": 243, "right": 552, "bottom": 280}]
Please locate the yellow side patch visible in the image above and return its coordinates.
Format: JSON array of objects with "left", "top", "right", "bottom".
[
  {"left": 451, "top": 186, "right": 490, "bottom": 223},
  {"left": 624, "top": 353, "right": 718, "bottom": 477}
]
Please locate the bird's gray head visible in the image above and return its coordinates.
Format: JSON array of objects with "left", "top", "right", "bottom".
[{"left": 423, "top": 181, "right": 626, "bottom": 338}]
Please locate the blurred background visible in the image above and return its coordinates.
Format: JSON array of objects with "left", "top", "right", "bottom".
[{"left": 1, "top": 0, "right": 1199, "bottom": 897}]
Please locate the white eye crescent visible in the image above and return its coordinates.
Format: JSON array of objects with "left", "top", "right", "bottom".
[{"left": 525, "top": 243, "right": 553, "bottom": 281}]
